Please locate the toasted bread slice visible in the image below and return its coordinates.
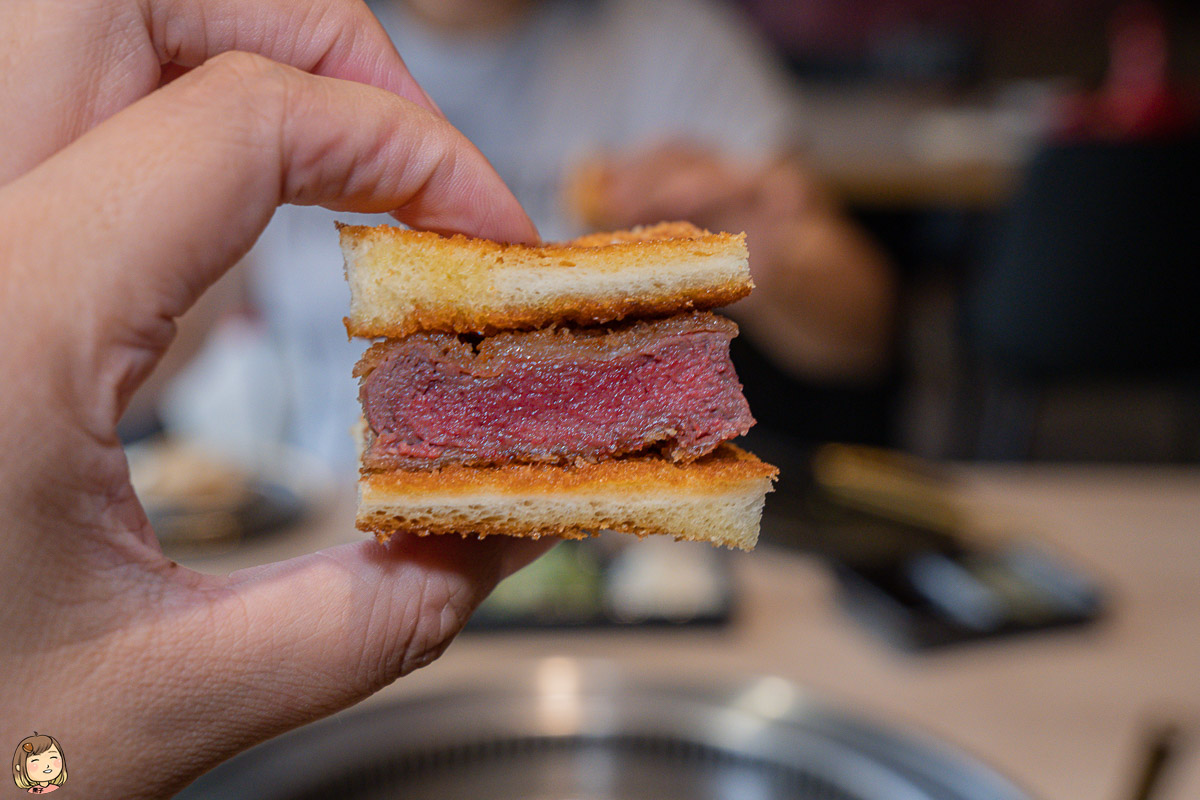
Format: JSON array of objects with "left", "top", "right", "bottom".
[
  {"left": 357, "top": 443, "right": 777, "bottom": 551},
  {"left": 341, "top": 221, "right": 751, "bottom": 338}
]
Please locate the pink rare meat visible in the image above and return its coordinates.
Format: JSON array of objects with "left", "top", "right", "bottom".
[{"left": 357, "top": 312, "right": 754, "bottom": 470}]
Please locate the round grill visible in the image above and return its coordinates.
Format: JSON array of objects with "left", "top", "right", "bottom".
[{"left": 181, "top": 660, "right": 1031, "bottom": 800}]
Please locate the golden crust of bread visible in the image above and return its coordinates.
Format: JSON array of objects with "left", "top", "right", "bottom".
[
  {"left": 357, "top": 443, "right": 778, "bottom": 550},
  {"left": 563, "top": 220, "right": 712, "bottom": 246},
  {"left": 341, "top": 222, "right": 751, "bottom": 338},
  {"left": 360, "top": 441, "right": 773, "bottom": 493}
]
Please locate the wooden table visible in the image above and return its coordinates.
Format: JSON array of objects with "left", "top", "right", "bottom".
[
  {"left": 814, "top": 155, "right": 1017, "bottom": 210},
  {"left": 185, "top": 464, "right": 1200, "bottom": 800},
  {"left": 800, "top": 87, "right": 1034, "bottom": 210}
]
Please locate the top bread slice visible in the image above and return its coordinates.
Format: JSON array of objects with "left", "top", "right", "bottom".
[{"left": 341, "top": 221, "right": 751, "bottom": 338}]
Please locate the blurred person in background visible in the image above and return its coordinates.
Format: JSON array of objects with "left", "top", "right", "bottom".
[{"left": 162, "top": 0, "right": 896, "bottom": 469}]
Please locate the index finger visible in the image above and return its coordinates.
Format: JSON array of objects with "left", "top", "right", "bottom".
[
  {"left": 0, "top": 52, "right": 538, "bottom": 450},
  {"left": 0, "top": 0, "right": 439, "bottom": 183},
  {"left": 141, "top": 0, "right": 439, "bottom": 110}
]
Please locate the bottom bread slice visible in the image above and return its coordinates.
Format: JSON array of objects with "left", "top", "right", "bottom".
[{"left": 357, "top": 443, "right": 778, "bottom": 551}]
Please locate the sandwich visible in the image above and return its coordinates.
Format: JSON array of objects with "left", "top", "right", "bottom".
[{"left": 341, "top": 221, "right": 777, "bottom": 550}]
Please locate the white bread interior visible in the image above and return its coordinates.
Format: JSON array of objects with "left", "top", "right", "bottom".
[{"left": 341, "top": 221, "right": 751, "bottom": 338}]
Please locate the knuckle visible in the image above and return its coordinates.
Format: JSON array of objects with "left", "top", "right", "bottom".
[
  {"left": 192, "top": 50, "right": 291, "bottom": 108},
  {"left": 187, "top": 51, "right": 300, "bottom": 147},
  {"left": 201, "top": 49, "right": 280, "bottom": 80}
]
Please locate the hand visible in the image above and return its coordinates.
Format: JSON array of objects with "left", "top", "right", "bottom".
[
  {"left": 0, "top": 3, "right": 548, "bottom": 799},
  {"left": 573, "top": 142, "right": 895, "bottom": 380},
  {"left": 0, "top": 0, "right": 444, "bottom": 185},
  {"left": 570, "top": 142, "right": 857, "bottom": 313},
  {"left": 576, "top": 141, "right": 825, "bottom": 232}
]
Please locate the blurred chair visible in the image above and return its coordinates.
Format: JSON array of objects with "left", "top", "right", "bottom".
[{"left": 959, "top": 136, "right": 1200, "bottom": 460}]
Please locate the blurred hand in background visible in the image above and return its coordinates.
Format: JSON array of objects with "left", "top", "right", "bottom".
[{"left": 570, "top": 142, "right": 896, "bottom": 381}]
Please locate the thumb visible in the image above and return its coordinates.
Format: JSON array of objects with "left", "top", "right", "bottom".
[
  {"left": 49, "top": 534, "right": 553, "bottom": 798},
  {"left": 208, "top": 535, "right": 551, "bottom": 734}
]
